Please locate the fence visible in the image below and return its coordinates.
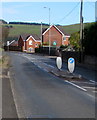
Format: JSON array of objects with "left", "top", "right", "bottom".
[
  {"left": 35, "top": 46, "right": 57, "bottom": 56},
  {"left": 4, "top": 45, "right": 96, "bottom": 66},
  {"left": 4, "top": 46, "right": 22, "bottom": 51},
  {"left": 35, "top": 47, "right": 84, "bottom": 62}
]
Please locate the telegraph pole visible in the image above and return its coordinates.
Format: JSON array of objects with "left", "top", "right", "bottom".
[
  {"left": 79, "top": 0, "right": 84, "bottom": 63},
  {"left": 49, "top": 8, "right": 51, "bottom": 55},
  {"left": 41, "top": 22, "right": 42, "bottom": 46}
]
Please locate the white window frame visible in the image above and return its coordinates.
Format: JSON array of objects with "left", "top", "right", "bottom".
[
  {"left": 63, "top": 36, "right": 66, "bottom": 41},
  {"left": 29, "top": 40, "right": 33, "bottom": 45}
]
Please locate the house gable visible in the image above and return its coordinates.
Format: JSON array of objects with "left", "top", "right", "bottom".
[
  {"left": 26, "top": 35, "right": 41, "bottom": 42},
  {"left": 42, "top": 25, "right": 70, "bottom": 47},
  {"left": 25, "top": 35, "right": 41, "bottom": 51},
  {"left": 42, "top": 25, "right": 63, "bottom": 46},
  {"left": 42, "top": 25, "right": 65, "bottom": 36},
  {"left": 18, "top": 35, "right": 24, "bottom": 46}
]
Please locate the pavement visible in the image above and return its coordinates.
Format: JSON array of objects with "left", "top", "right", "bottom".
[
  {"left": 2, "top": 68, "right": 18, "bottom": 119},
  {"left": 0, "top": 66, "right": 2, "bottom": 120}
]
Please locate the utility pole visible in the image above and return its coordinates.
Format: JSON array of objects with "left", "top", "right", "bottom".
[
  {"left": 41, "top": 22, "right": 42, "bottom": 46},
  {"left": 49, "top": 8, "right": 51, "bottom": 56},
  {"left": 79, "top": 0, "right": 84, "bottom": 63}
]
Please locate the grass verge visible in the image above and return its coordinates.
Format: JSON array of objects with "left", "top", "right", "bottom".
[{"left": 2, "top": 55, "right": 10, "bottom": 69}]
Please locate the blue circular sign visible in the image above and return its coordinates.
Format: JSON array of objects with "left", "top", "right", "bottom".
[{"left": 68, "top": 58, "right": 74, "bottom": 64}]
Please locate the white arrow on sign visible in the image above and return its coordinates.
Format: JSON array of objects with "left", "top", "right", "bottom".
[{"left": 68, "top": 57, "right": 75, "bottom": 73}]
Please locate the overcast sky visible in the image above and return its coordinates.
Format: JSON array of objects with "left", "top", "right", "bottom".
[{"left": 1, "top": 1, "right": 96, "bottom": 25}]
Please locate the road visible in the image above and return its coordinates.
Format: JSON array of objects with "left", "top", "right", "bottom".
[{"left": 8, "top": 52, "right": 96, "bottom": 119}]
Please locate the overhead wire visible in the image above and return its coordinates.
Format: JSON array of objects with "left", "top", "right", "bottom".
[{"left": 57, "top": 2, "right": 80, "bottom": 24}]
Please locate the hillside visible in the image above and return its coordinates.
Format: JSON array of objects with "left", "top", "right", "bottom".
[
  {"left": 62, "top": 22, "right": 94, "bottom": 35},
  {"left": 6, "top": 24, "right": 48, "bottom": 41},
  {"left": 0, "top": 19, "right": 7, "bottom": 24},
  {"left": 3, "top": 22, "right": 94, "bottom": 41}
]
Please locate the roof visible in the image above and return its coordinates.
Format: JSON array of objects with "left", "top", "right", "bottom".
[
  {"left": 19, "top": 34, "right": 31, "bottom": 40},
  {"left": 42, "top": 25, "right": 70, "bottom": 37},
  {"left": 19, "top": 34, "right": 41, "bottom": 41},
  {"left": 30, "top": 34, "right": 41, "bottom": 41},
  {"left": 9, "top": 41, "right": 18, "bottom": 46},
  {"left": 57, "top": 26, "right": 70, "bottom": 36},
  {"left": 42, "top": 28, "right": 48, "bottom": 34}
]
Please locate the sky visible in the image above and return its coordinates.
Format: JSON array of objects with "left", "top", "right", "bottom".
[{"left": 1, "top": 1, "right": 96, "bottom": 25}]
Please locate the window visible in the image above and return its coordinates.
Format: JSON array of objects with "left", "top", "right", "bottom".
[
  {"left": 35, "top": 44, "right": 38, "bottom": 47},
  {"left": 28, "top": 47, "right": 33, "bottom": 52},
  {"left": 63, "top": 36, "right": 66, "bottom": 41},
  {"left": 29, "top": 40, "right": 33, "bottom": 45}
]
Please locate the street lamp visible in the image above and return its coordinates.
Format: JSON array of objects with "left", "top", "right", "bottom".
[{"left": 44, "top": 7, "right": 51, "bottom": 55}]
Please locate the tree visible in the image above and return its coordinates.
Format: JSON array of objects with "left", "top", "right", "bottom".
[
  {"left": 83, "top": 22, "right": 97, "bottom": 56},
  {"left": 69, "top": 31, "right": 80, "bottom": 51},
  {"left": 1, "top": 26, "right": 9, "bottom": 46}
]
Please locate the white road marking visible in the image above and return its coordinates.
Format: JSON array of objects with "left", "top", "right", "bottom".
[
  {"left": 86, "top": 93, "right": 95, "bottom": 99},
  {"left": 48, "top": 64, "right": 55, "bottom": 68},
  {"left": 23, "top": 54, "right": 96, "bottom": 95},
  {"left": 43, "top": 68, "right": 48, "bottom": 72},
  {"left": 72, "top": 81, "right": 95, "bottom": 85},
  {"left": 37, "top": 65, "right": 42, "bottom": 69},
  {"left": 33, "top": 62, "right": 49, "bottom": 73},
  {"left": 51, "top": 71, "right": 59, "bottom": 76},
  {"left": 92, "top": 91, "right": 97, "bottom": 93},
  {"left": 89, "top": 80, "right": 97, "bottom": 84},
  {"left": 83, "top": 86, "right": 95, "bottom": 89},
  {"left": 23, "top": 56, "right": 31, "bottom": 60},
  {"left": 43, "top": 63, "right": 55, "bottom": 68},
  {"left": 65, "top": 80, "right": 87, "bottom": 92},
  {"left": 43, "top": 63, "right": 49, "bottom": 66}
]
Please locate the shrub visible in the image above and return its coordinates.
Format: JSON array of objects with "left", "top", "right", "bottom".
[
  {"left": 69, "top": 31, "right": 80, "bottom": 51},
  {"left": 60, "top": 45, "right": 68, "bottom": 49},
  {"left": 83, "top": 22, "right": 97, "bottom": 56},
  {"left": 35, "top": 48, "right": 40, "bottom": 53}
]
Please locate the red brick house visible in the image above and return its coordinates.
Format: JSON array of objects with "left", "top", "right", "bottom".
[
  {"left": 18, "top": 34, "right": 41, "bottom": 53},
  {"left": 42, "top": 25, "right": 70, "bottom": 47}
]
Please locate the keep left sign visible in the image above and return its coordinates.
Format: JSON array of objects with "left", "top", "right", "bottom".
[{"left": 68, "top": 57, "right": 75, "bottom": 73}]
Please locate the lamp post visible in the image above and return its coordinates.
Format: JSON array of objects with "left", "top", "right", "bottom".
[{"left": 44, "top": 7, "right": 51, "bottom": 55}]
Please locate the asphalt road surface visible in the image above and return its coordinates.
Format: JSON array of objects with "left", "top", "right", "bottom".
[{"left": 8, "top": 52, "right": 96, "bottom": 119}]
